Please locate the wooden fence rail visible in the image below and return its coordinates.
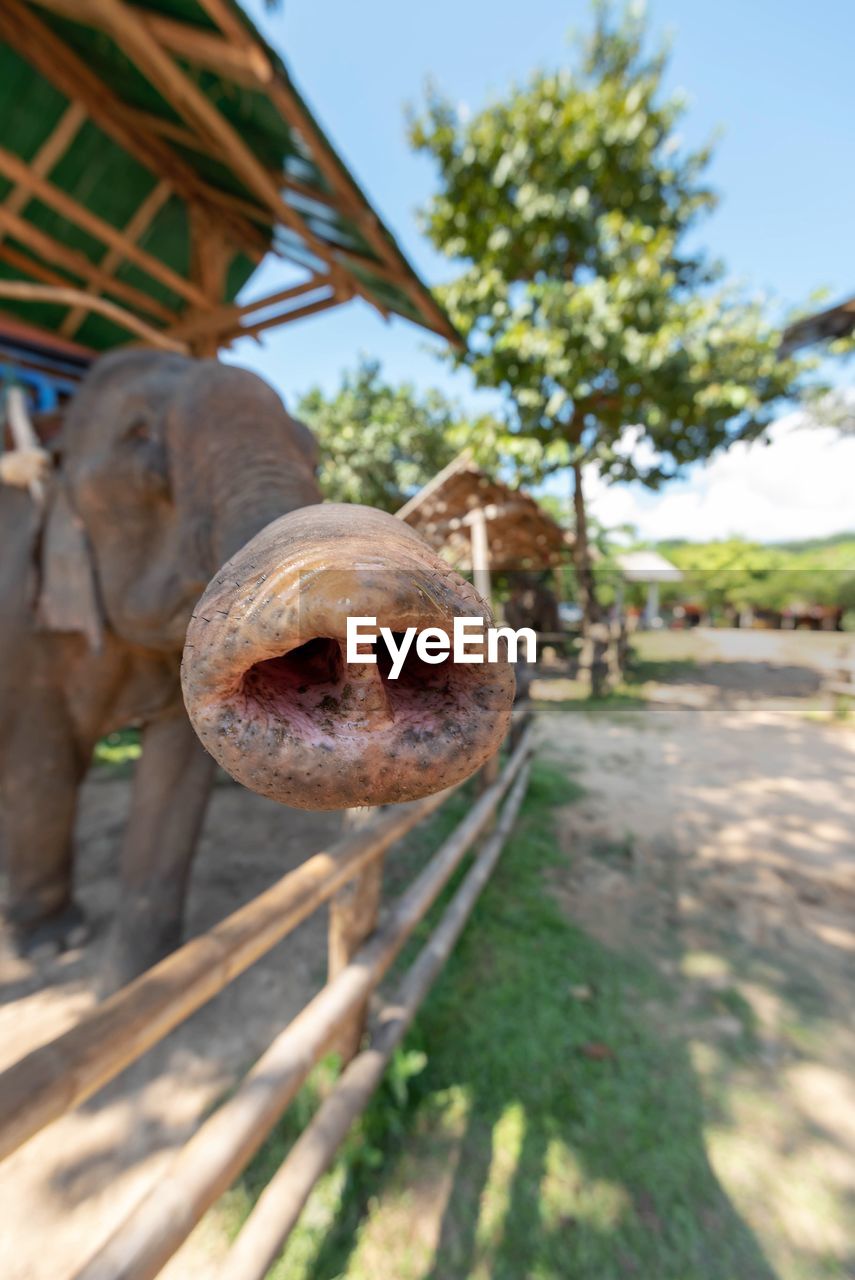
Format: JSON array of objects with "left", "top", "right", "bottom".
[
  {"left": 0, "top": 784, "right": 456, "bottom": 1162},
  {"left": 217, "top": 760, "right": 532, "bottom": 1280},
  {"left": 74, "top": 721, "right": 533, "bottom": 1280},
  {"left": 0, "top": 703, "right": 534, "bottom": 1280}
]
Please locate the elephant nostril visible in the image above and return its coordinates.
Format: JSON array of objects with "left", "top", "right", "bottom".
[
  {"left": 239, "top": 637, "right": 344, "bottom": 724},
  {"left": 233, "top": 627, "right": 480, "bottom": 751},
  {"left": 247, "top": 638, "right": 344, "bottom": 692}
]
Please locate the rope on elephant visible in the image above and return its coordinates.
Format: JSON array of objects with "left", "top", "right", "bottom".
[{"left": 0, "top": 385, "right": 48, "bottom": 502}]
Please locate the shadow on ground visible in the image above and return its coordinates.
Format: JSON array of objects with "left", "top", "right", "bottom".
[
  {"left": 217, "top": 768, "right": 781, "bottom": 1280},
  {"left": 634, "top": 657, "right": 824, "bottom": 700}
]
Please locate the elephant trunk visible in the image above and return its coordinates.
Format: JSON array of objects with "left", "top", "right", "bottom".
[
  {"left": 206, "top": 448, "right": 320, "bottom": 575},
  {"left": 180, "top": 505, "right": 515, "bottom": 809}
]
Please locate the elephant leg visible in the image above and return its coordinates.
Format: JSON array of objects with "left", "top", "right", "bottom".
[
  {"left": 103, "top": 707, "right": 215, "bottom": 992},
  {"left": 2, "top": 701, "right": 87, "bottom": 954}
]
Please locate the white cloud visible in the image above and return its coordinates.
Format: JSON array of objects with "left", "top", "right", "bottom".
[{"left": 585, "top": 404, "right": 855, "bottom": 543}]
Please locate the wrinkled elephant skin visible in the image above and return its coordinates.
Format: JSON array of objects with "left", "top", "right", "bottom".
[
  {"left": 182, "top": 505, "right": 514, "bottom": 809},
  {"left": 0, "top": 351, "right": 512, "bottom": 991}
]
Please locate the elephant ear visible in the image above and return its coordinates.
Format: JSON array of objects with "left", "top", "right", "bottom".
[{"left": 36, "top": 482, "right": 104, "bottom": 653}]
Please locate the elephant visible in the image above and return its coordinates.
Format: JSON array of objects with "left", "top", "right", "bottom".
[{"left": 0, "top": 350, "right": 513, "bottom": 990}]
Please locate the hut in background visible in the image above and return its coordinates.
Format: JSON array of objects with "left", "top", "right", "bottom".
[
  {"left": 397, "top": 452, "right": 570, "bottom": 610},
  {"left": 615, "top": 550, "right": 683, "bottom": 628}
]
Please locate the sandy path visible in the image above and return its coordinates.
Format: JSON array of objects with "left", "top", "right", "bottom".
[{"left": 537, "top": 684, "right": 855, "bottom": 1278}]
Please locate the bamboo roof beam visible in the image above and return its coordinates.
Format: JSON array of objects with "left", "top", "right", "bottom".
[
  {"left": 142, "top": 12, "right": 271, "bottom": 88},
  {"left": 120, "top": 107, "right": 217, "bottom": 158},
  {"left": 0, "top": 145, "right": 208, "bottom": 309},
  {"left": 194, "top": 0, "right": 256, "bottom": 50},
  {"left": 331, "top": 245, "right": 411, "bottom": 287},
  {"left": 0, "top": 281, "right": 187, "bottom": 351},
  {"left": 55, "top": 0, "right": 352, "bottom": 296},
  {"left": 0, "top": 0, "right": 268, "bottom": 260},
  {"left": 120, "top": 109, "right": 338, "bottom": 216},
  {"left": 174, "top": 284, "right": 343, "bottom": 350},
  {"left": 0, "top": 205, "right": 177, "bottom": 324},
  {"left": 168, "top": 276, "right": 330, "bottom": 342},
  {"left": 267, "top": 79, "right": 457, "bottom": 342},
  {"left": 1, "top": 0, "right": 457, "bottom": 351},
  {"left": 174, "top": 0, "right": 381, "bottom": 254},
  {"left": 29, "top": 0, "right": 267, "bottom": 88},
  {"left": 0, "top": 100, "right": 86, "bottom": 232},
  {"left": 61, "top": 179, "right": 173, "bottom": 338},
  {"left": 0, "top": 242, "right": 82, "bottom": 292},
  {"left": 228, "top": 289, "right": 344, "bottom": 343}
]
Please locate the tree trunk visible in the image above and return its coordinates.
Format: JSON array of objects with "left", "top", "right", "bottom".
[{"left": 572, "top": 460, "right": 601, "bottom": 636}]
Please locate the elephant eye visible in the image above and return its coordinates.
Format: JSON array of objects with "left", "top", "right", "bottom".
[
  {"left": 119, "top": 416, "right": 170, "bottom": 495},
  {"left": 122, "top": 417, "right": 154, "bottom": 445}
]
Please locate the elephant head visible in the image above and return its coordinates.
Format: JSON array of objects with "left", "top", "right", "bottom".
[
  {"left": 39, "top": 349, "right": 321, "bottom": 654},
  {"left": 40, "top": 351, "right": 514, "bottom": 809}
]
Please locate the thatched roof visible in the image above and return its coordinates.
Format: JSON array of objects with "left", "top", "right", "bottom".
[
  {"left": 781, "top": 295, "right": 855, "bottom": 354},
  {"left": 397, "top": 453, "right": 571, "bottom": 572}
]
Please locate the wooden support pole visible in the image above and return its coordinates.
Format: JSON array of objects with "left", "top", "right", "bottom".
[
  {"left": 216, "top": 761, "right": 532, "bottom": 1280},
  {"left": 72, "top": 730, "right": 533, "bottom": 1280},
  {"left": 0, "top": 786, "right": 459, "bottom": 1164},
  {"left": 467, "top": 506, "right": 492, "bottom": 606},
  {"left": 186, "top": 206, "right": 233, "bottom": 355}
]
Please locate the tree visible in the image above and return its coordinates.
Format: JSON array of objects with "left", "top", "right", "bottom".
[
  {"left": 297, "top": 357, "right": 530, "bottom": 512},
  {"left": 408, "top": 2, "right": 811, "bottom": 630}
]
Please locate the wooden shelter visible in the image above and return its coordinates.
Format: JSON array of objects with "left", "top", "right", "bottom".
[
  {"left": 615, "top": 549, "right": 682, "bottom": 626},
  {"left": 781, "top": 294, "right": 855, "bottom": 354},
  {"left": 397, "top": 452, "right": 570, "bottom": 601},
  {"left": 0, "top": 0, "right": 458, "bottom": 358}
]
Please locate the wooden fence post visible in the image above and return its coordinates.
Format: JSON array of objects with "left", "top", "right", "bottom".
[{"left": 328, "top": 807, "right": 383, "bottom": 1061}]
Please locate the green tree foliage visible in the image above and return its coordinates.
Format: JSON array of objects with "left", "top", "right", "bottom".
[
  {"left": 408, "top": 2, "right": 812, "bottom": 626},
  {"left": 658, "top": 536, "right": 855, "bottom": 618},
  {"left": 296, "top": 357, "right": 530, "bottom": 512},
  {"left": 297, "top": 358, "right": 456, "bottom": 511}
]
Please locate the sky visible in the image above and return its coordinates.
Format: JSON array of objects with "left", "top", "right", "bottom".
[{"left": 226, "top": 0, "right": 855, "bottom": 544}]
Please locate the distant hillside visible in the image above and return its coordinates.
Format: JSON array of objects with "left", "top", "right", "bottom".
[
  {"left": 765, "top": 532, "right": 855, "bottom": 553},
  {"left": 643, "top": 534, "right": 855, "bottom": 614}
]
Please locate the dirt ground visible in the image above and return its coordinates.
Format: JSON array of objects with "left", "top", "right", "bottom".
[
  {"left": 0, "top": 777, "right": 343, "bottom": 1280},
  {"left": 534, "top": 629, "right": 855, "bottom": 1279},
  {"left": 1, "top": 627, "right": 854, "bottom": 1279}
]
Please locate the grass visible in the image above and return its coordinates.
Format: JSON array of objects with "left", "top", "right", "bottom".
[
  {"left": 209, "top": 762, "right": 776, "bottom": 1280},
  {"left": 92, "top": 726, "right": 141, "bottom": 771}
]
